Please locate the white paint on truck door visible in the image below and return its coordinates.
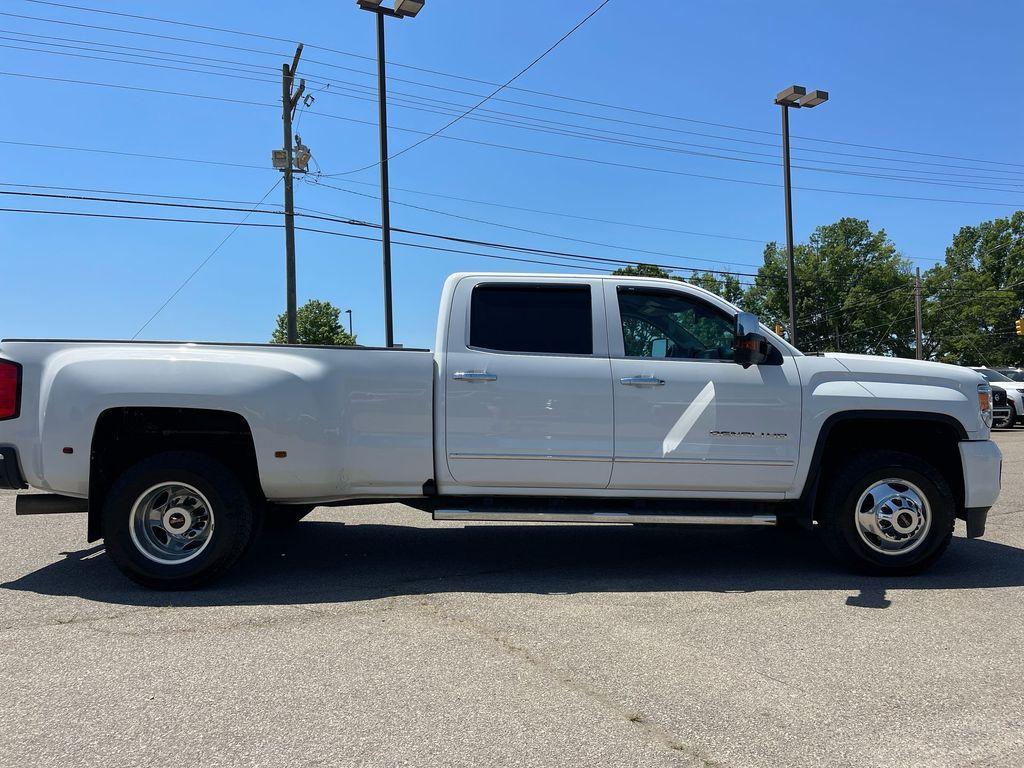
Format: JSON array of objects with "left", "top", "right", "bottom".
[
  {"left": 604, "top": 281, "right": 801, "bottom": 492},
  {"left": 444, "top": 277, "right": 614, "bottom": 488}
]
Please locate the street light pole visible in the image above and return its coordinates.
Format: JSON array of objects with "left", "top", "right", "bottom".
[
  {"left": 774, "top": 85, "right": 828, "bottom": 350},
  {"left": 345, "top": 309, "right": 353, "bottom": 336},
  {"left": 357, "top": 0, "right": 425, "bottom": 348},
  {"left": 374, "top": 11, "right": 394, "bottom": 349},
  {"left": 780, "top": 102, "right": 797, "bottom": 350}
]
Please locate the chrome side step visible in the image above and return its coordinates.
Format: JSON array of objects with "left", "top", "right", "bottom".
[{"left": 432, "top": 509, "right": 776, "bottom": 526}]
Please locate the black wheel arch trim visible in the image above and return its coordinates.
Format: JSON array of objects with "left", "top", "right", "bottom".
[{"left": 798, "top": 409, "right": 969, "bottom": 518}]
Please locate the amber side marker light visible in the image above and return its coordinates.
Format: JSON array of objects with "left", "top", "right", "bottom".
[
  {"left": 979, "top": 383, "right": 992, "bottom": 426},
  {"left": 274, "top": 451, "right": 288, "bottom": 458}
]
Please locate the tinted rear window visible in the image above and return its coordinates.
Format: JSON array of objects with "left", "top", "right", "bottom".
[{"left": 470, "top": 284, "right": 593, "bottom": 354}]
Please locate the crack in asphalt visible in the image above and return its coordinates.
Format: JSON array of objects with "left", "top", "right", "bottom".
[{"left": 403, "top": 594, "right": 726, "bottom": 767}]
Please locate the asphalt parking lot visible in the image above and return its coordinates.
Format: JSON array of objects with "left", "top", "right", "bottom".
[{"left": 1, "top": 434, "right": 1022, "bottom": 768}]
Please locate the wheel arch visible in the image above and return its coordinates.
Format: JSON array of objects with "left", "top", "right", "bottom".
[
  {"left": 799, "top": 410, "right": 967, "bottom": 524},
  {"left": 88, "top": 407, "right": 264, "bottom": 541}
]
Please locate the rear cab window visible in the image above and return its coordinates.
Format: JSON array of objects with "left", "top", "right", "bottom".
[{"left": 469, "top": 284, "right": 593, "bottom": 355}]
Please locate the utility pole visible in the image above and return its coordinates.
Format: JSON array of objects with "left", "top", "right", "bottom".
[
  {"left": 914, "top": 266, "right": 923, "bottom": 360},
  {"left": 281, "top": 44, "right": 305, "bottom": 344}
]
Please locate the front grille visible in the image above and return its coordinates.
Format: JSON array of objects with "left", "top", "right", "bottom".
[{"left": 993, "top": 389, "right": 1007, "bottom": 407}]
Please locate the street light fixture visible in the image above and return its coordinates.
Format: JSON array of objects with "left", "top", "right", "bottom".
[
  {"left": 774, "top": 84, "right": 829, "bottom": 349},
  {"left": 356, "top": 0, "right": 425, "bottom": 348}
]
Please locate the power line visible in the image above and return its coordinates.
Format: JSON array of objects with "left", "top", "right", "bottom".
[
  {"left": 341, "top": 0, "right": 612, "bottom": 173},
  {"left": 0, "top": 171, "right": 776, "bottom": 247},
  {"left": 17, "top": 34, "right": 1022, "bottom": 189},
  {"left": 0, "top": 137, "right": 268, "bottom": 170},
  {"left": 12, "top": 24, "right": 1021, "bottom": 184},
  {"left": 0, "top": 189, "right": 761, "bottom": 279},
  {"left": 326, "top": 177, "right": 772, "bottom": 244},
  {"left": 14, "top": 0, "right": 1024, "bottom": 172},
  {"left": 132, "top": 178, "right": 282, "bottom": 338},
  {"left": 305, "top": 178, "right": 769, "bottom": 272},
  {"left": 5, "top": 42, "right": 1020, "bottom": 195},
  {"left": 14, "top": 67, "right": 1024, "bottom": 207}
]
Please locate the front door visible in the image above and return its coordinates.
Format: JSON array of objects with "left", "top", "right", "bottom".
[
  {"left": 444, "top": 278, "right": 614, "bottom": 489},
  {"left": 606, "top": 282, "right": 801, "bottom": 493}
]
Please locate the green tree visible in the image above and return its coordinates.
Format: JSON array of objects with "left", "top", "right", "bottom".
[
  {"left": 611, "top": 263, "right": 743, "bottom": 303},
  {"left": 743, "top": 218, "right": 915, "bottom": 355},
  {"left": 688, "top": 271, "right": 745, "bottom": 305},
  {"left": 271, "top": 299, "right": 357, "bottom": 346},
  {"left": 922, "top": 211, "right": 1024, "bottom": 365},
  {"left": 611, "top": 263, "right": 680, "bottom": 280}
]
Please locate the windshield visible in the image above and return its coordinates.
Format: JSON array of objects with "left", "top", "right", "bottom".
[
  {"left": 1000, "top": 369, "right": 1024, "bottom": 382},
  {"left": 979, "top": 368, "right": 1013, "bottom": 382}
]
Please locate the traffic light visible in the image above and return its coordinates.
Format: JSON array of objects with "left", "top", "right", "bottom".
[{"left": 1016, "top": 318, "right": 1024, "bottom": 337}]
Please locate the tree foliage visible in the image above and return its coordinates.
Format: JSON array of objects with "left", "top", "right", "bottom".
[
  {"left": 271, "top": 299, "right": 357, "bottom": 346},
  {"left": 744, "top": 218, "right": 914, "bottom": 355},
  {"left": 920, "top": 211, "right": 1024, "bottom": 365}
]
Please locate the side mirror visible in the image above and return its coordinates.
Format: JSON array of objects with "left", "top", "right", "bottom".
[
  {"left": 734, "top": 312, "right": 769, "bottom": 368},
  {"left": 650, "top": 338, "right": 669, "bottom": 358},
  {"left": 735, "top": 312, "right": 760, "bottom": 337}
]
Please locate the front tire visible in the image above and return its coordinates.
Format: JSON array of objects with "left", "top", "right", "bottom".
[
  {"left": 102, "top": 451, "right": 255, "bottom": 589},
  {"left": 820, "top": 450, "right": 954, "bottom": 575}
]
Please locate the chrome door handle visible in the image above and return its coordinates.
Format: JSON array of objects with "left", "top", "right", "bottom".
[
  {"left": 452, "top": 371, "right": 497, "bottom": 382},
  {"left": 620, "top": 376, "right": 665, "bottom": 386}
]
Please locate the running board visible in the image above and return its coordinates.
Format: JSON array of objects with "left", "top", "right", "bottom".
[{"left": 432, "top": 509, "right": 776, "bottom": 526}]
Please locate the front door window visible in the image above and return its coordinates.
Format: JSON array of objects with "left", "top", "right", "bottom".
[{"left": 618, "top": 287, "right": 735, "bottom": 360}]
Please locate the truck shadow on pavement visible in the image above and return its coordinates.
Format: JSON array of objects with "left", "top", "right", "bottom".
[{"left": 4, "top": 519, "right": 1024, "bottom": 610}]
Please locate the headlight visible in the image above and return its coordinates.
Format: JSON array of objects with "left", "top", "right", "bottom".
[{"left": 979, "top": 383, "right": 992, "bottom": 427}]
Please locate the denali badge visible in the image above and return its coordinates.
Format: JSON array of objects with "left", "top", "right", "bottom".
[{"left": 709, "top": 431, "right": 788, "bottom": 439}]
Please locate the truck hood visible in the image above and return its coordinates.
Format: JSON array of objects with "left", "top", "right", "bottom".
[
  {"left": 820, "top": 353, "right": 985, "bottom": 387},
  {"left": 794, "top": 353, "right": 989, "bottom": 438}
]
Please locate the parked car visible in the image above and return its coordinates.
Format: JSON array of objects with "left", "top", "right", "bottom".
[
  {"left": 995, "top": 367, "right": 1024, "bottom": 382},
  {"left": 990, "top": 385, "right": 1014, "bottom": 429},
  {"left": 0, "top": 273, "right": 1003, "bottom": 588},
  {"left": 971, "top": 367, "right": 1024, "bottom": 426}
]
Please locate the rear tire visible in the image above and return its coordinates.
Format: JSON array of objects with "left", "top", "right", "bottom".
[
  {"left": 819, "top": 450, "right": 954, "bottom": 575},
  {"left": 102, "top": 451, "right": 255, "bottom": 589}
]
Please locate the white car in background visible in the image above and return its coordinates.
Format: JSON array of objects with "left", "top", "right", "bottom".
[
  {"left": 971, "top": 367, "right": 1024, "bottom": 427},
  {"left": 995, "top": 367, "right": 1024, "bottom": 382}
]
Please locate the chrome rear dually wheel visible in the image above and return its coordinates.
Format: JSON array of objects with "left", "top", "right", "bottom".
[
  {"left": 103, "top": 452, "right": 255, "bottom": 589},
  {"left": 129, "top": 482, "right": 215, "bottom": 564}
]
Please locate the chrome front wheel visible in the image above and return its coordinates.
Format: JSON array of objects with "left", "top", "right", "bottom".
[
  {"left": 821, "top": 450, "right": 954, "bottom": 575},
  {"left": 129, "top": 481, "right": 216, "bottom": 565},
  {"left": 854, "top": 478, "right": 931, "bottom": 556}
]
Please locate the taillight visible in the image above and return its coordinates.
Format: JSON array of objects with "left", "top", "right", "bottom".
[{"left": 0, "top": 360, "right": 21, "bottom": 420}]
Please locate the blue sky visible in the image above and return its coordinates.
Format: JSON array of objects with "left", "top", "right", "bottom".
[{"left": 1, "top": 0, "right": 1021, "bottom": 349}]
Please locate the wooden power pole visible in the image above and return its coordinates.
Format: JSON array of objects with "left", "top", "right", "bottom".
[
  {"left": 281, "top": 45, "right": 305, "bottom": 344},
  {"left": 914, "top": 266, "right": 923, "bottom": 360}
]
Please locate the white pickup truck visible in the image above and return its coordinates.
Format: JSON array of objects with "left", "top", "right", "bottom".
[{"left": 0, "top": 273, "right": 1002, "bottom": 588}]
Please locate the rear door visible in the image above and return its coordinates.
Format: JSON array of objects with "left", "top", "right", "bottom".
[
  {"left": 443, "top": 277, "right": 613, "bottom": 489},
  {"left": 606, "top": 281, "right": 801, "bottom": 493}
]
